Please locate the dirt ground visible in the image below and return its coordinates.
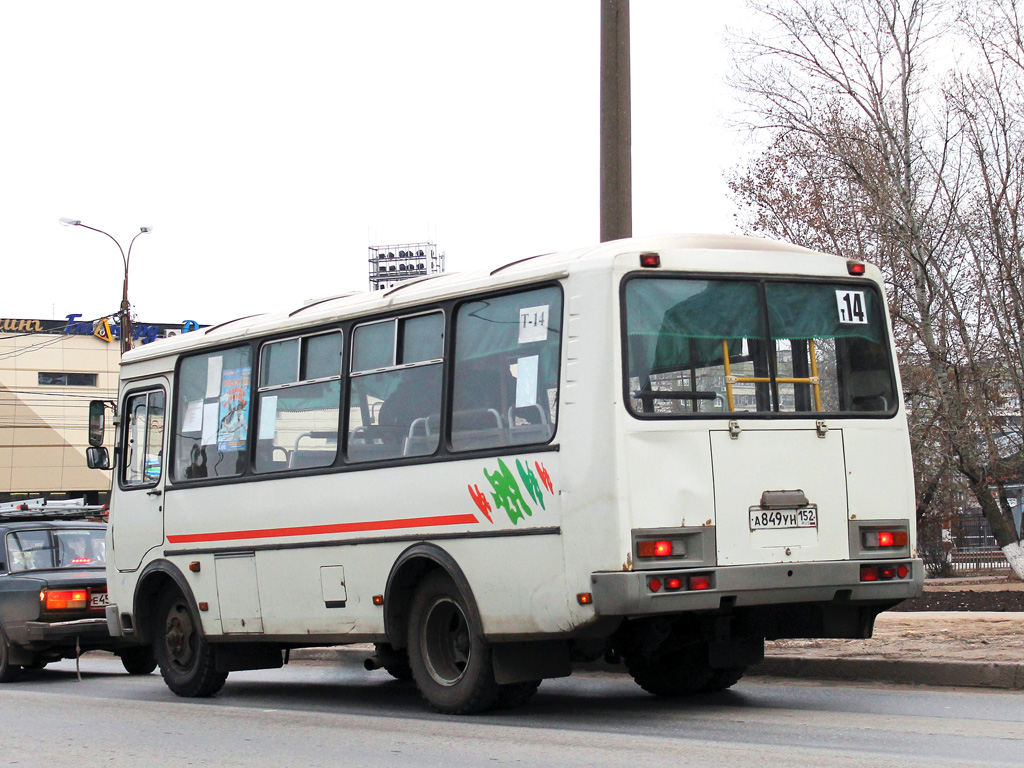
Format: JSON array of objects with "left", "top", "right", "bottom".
[
  {"left": 893, "top": 574, "right": 1024, "bottom": 612},
  {"left": 766, "top": 575, "right": 1024, "bottom": 663}
]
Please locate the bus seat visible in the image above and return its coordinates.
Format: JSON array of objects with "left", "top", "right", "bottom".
[{"left": 451, "top": 408, "right": 507, "bottom": 451}]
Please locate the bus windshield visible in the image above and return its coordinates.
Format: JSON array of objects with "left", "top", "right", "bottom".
[{"left": 624, "top": 276, "right": 897, "bottom": 416}]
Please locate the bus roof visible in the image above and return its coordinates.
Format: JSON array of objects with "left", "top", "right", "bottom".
[{"left": 123, "top": 233, "right": 841, "bottom": 363}]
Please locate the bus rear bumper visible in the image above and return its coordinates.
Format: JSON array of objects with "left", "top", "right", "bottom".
[{"left": 590, "top": 558, "right": 924, "bottom": 617}]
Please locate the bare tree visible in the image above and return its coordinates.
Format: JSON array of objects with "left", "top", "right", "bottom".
[{"left": 726, "top": 0, "right": 1024, "bottom": 575}]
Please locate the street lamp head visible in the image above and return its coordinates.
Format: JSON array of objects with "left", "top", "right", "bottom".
[
  {"left": 139, "top": 226, "right": 153, "bottom": 233},
  {"left": 59, "top": 218, "right": 81, "bottom": 227}
]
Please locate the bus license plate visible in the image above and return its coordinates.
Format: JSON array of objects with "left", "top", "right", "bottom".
[
  {"left": 749, "top": 507, "right": 817, "bottom": 530},
  {"left": 90, "top": 592, "right": 109, "bottom": 607}
]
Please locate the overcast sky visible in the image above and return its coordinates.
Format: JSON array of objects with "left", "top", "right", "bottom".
[{"left": 2, "top": 1, "right": 749, "bottom": 327}]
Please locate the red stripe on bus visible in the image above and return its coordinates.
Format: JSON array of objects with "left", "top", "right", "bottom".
[{"left": 165, "top": 513, "right": 480, "bottom": 544}]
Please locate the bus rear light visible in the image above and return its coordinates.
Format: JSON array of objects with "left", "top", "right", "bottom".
[
  {"left": 648, "top": 577, "right": 662, "bottom": 592},
  {"left": 862, "top": 529, "right": 908, "bottom": 548},
  {"left": 43, "top": 589, "right": 89, "bottom": 610},
  {"left": 637, "top": 540, "right": 673, "bottom": 558},
  {"left": 861, "top": 564, "right": 909, "bottom": 581},
  {"left": 639, "top": 252, "right": 661, "bottom": 268},
  {"left": 847, "top": 260, "right": 867, "bottom": 275},
  {"left": 688, "top": 575, "right": 712, "bottom": 591},
  {"left": 577, "top": 592, "right": 593, "bottom": 605},
  {"left": 665, "top": 577, "right": 684, "bottom": 591}
]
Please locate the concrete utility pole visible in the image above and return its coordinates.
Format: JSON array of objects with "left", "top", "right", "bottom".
[{"left": 600, "top": 0, "right": 632, "bottom": 243}]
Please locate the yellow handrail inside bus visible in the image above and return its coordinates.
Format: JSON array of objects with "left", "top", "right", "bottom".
[{"left": 721, "top": 339, "right": 822, "bottom": 412}]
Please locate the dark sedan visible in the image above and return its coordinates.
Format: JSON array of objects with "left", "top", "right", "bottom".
[{"left": 0, "top": 507, "right": 154, "bottom": 680}]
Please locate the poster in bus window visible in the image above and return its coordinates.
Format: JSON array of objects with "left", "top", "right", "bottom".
[{"left": 218, "top": 367, "right": 251, "bottom": 452}]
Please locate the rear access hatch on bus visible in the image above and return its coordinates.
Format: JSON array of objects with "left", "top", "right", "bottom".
[{"left": 710, "top": 427, "right": 848, "bottom": 566}]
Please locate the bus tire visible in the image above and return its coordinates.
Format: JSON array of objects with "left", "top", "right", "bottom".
[
  {"left": 0, "top": 626, "right": 20, "bottom": 683},
  {"left": 373, "top": 643, "right": 413, "bottom": 681},
  {"left": 120, "top": 645, "right": 158, "bottom": 675},
  {"left": 154, "top": 589, "right": 227, "bottom": 697},
  {"left": 701, "top": 666, "right": 745, "bottom": 693},
  {"left": 625, "top": 645, "right": 714, "bottom": 697},
  {"left": 407, "top": 570, "right": 500, "bottom": 714}
]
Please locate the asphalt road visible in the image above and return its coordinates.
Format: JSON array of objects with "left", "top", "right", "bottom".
[{"left": 2, "top": 655, "right": 1022, "bottom": 768}]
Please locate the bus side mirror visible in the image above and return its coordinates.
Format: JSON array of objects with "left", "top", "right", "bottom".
[
  {"left": 88, "top": 401, "right": 106, "bottom": 447},
  {"left": 87, "top": 446, "right": 110, "bottom": 470}
]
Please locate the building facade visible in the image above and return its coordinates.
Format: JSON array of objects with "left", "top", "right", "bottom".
[{"left": 0, "top": 314, "right": 200, "bottom": 504}]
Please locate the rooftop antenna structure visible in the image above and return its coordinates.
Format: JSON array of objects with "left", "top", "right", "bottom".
[{"left": 368, "top": 242, "right": 445, "bottom": 291}]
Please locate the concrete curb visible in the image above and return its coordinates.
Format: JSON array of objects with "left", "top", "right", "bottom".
[
  {"left": 749, "top": 655, "right": 1024, "bottom": 689},
  {"left": 290, "top": 646, "right": 1024, "bottom": 690}
]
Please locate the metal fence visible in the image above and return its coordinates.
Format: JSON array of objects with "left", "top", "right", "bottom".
[{"left": 918, "top": 516, "right": 1010, "bottom": 575}]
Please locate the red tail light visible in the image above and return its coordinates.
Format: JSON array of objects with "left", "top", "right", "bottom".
[
  {"left": 665, "top": 577, "right": 684, "bottom": 591},
  {"left": 688, "top": 575, "right": 712, "bottom": 591},
  {"left": 638, "top": 540, "right": 673, "bottom": 558},
  {"left": 863, "top": 529, "right": 909, "bottom": 548},
  {"left": 860, "top": 566, "right": 879, "bottom": 581},
  {"left": 44, "top": 589, "right": 89, "bottom": 610}
]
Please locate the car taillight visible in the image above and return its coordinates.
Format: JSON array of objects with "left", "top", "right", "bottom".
[
  {"left": 637, "top": 540, "right": 673, "bottom": 558},
  {"left": 43, "top": 589, "right": 89, "bottom": 610}
]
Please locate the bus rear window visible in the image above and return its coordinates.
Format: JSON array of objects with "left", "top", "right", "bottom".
[{"left": 623, "top": 277, "right": 896, "bottom": 417}]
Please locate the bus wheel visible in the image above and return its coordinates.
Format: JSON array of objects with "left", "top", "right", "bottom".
[
  {"left": 373, "top": 643, "right": 413, "bottom": 681},
  {"left": 154, "top": 589, "right": 227, "bottom": 697},
  {"left": 120, "top": 645, "right": 158, "bottom": 675},
  {"left": 407, "top": 570, "right": 500, "bottom": 714},
  {"left": 701, "top": 666, "right": 745, "bottom": 693},
  {"left": 625, "top": 645, "right": 714, "bottom": 696},
  {"left": 0, "top": 627, "right": 21, "bottom": 683}
]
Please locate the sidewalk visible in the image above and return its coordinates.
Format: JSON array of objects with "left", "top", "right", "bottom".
[{"left": 752, "top": 610, "right": 1024, "bottom": 689}]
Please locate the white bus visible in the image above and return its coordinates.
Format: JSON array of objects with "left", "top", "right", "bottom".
[{"left": 89, "top": 234, "right": 922, "bottom": 713}]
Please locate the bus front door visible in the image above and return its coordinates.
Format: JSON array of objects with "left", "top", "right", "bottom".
[{"left": 112, "top": 380, "right": 168, "bottom": 572}]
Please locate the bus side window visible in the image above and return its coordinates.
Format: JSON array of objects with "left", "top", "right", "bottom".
[
  {"left": 254, "top": 332, "right": 342, "bottom": 473},
  {"left": 451, "top": 286, "right": 562, "bottom": 451},
  {"left": 172, "top": 346, "right": 252, "bottom": 481},
  {"left": 347, "top": 312, "right": 443, "bottom": 463}
]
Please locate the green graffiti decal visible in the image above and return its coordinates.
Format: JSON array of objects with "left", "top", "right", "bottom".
[
  {"left": 484, "top": 458, "right": 533, "bottom": 525},
  {"left": 516, "top": 459, "right": 545, "bottom": 510}
]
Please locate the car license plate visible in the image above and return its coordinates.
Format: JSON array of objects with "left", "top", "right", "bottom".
[
  {"left": 90, "top": 592, "right": 109, "bottom": 607},
  {"left": 749, "top": 507, "right": 817, "bottom": 530}
]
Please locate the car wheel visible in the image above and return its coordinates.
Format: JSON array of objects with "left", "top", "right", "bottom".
[
  {"left": 407, "top": 570, "right": 500, "bottom": 714},
  {"left": 0, "top": 626, "right": 21, "bottom": 683},
  {"left": 120, "top": 645, "right": 158, "bottom": 675},
  {"left": 154, "top": 589, "right": 227, "bottom": 697}
]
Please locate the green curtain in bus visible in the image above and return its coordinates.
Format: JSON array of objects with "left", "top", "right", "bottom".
[{"left": 627, "top": 278, "right": 885, "bottom": 373}]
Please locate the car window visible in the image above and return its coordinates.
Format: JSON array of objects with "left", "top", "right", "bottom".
[{"left": 5, "top": 528, "right": 106, "bottom": 572}]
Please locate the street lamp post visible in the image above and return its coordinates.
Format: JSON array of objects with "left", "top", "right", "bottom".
[{"left": 59, "top": 218, "right": 152, "bottom": 355}]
